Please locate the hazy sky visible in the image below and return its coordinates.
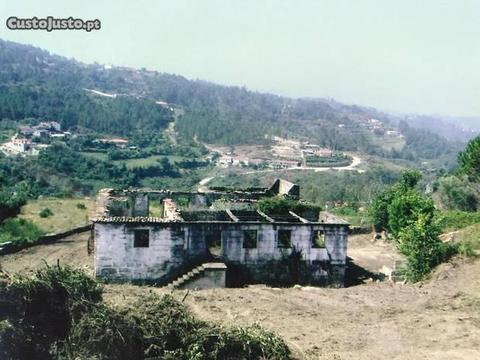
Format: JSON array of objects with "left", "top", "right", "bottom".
[{"left": 1, "top": 0, "right": 479, "bottom": 116}]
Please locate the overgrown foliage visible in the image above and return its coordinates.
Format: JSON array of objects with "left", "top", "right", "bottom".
[
  {"left": 0, "top": 265, "right": 103, "bottom": 359},
  {"left": 369, "top": 170, "right": 456, "bottom": 282},
  {"left": 255, "top": 196, "right": 321, "bottom": 217},
  {"left": 0, "top": 218, "right": 43, "bottom": 245},
  {"left": 369, "top": 170, "right": 422, "bottom": 233},
  {"left": 397, "top": 213, "right": 456, "bottom": 282},
  {"left": 0, "top": 266, "right": 291, "bottom": 360}
]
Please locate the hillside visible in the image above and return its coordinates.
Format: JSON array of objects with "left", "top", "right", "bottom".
[{"left": 0, "top": 39, "right": 464, "bottom": 166}]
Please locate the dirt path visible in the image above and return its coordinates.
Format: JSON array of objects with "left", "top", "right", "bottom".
[
  {"left": 102, "top": 256, "right": 480, "bottom": 360},
  {"left": 0, "top": 232, "right": 93, "bottom": 275}
]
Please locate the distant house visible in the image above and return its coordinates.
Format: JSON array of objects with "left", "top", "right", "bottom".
[
  {"left": 386, "top": 130, "right": 400, "bottom": 136},
  {"left": 218, "top": 156, "right": 233, "bottom": 167},
  {"left": 156, "top": 101, "right": 174, "bottom": 111},
  {"left": 1, "top": 135, "right": 33, "bottom": 156},
  {"left": 33, "top": 129, "right": 49, "bottom": 138},
  {"left": 19, "top": 126, "right": 35, "bottom": 136},
  {"left": 155, "top": 100, "right": 169, "bottom": 107},
  {"left": 38, "top": 121, "right": 61, "bottom": 132},
  {"left": 315, "top": 148, "right": 333, "bottom": 157},
  {"left": 50, "top": 133, "right": 67, "bottom": 139},
  {"left": 269, "top": 159, "right": 300, "bottom": 169},
  {"left": 19, "top": 121, "right": 62, "bottom": 137},
  {"left": 10, "top": 136, "right": 31, "bottom": 153}
]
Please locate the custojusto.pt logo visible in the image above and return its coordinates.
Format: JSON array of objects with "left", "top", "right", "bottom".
[{"left": 6, "top": 16, "right": 101, "bottom": 32}]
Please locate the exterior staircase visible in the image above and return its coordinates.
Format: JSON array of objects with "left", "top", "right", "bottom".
[{"left": 167, "top": 262, "right": 227, "bottom": 290}]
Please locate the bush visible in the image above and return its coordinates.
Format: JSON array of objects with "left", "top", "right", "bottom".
[
  {"left": 397, "top": 213, "right": 456, "bottom": 282},
  {"left": 0, "top": 265, "right": 103, "bottom": 359},
  {"left": 208, "top": 324, "right": 291, "bottom": 360},
  {"left": 369, "top": 170, "right": 421, "bottom": 232},
  {"left": 0, "top": 218, "right": 43, "bottom": 246},
  {"left": 0, "top": 270, "right": 291, "bottom": 360},
  {"left": 39, "top": 207, "right": 53, "bottom": 218},
  {"left": 387, "top": 190, "right": 436, "bottom": 238},
  {"left": 76, "top": 203, "right": 86, "bottom": 210},
  {"left": 59, "top": 305, "right": 144, "bottom": 360},
  {"left": 62, "top": 293, "right": 291, "bottom": 360}
]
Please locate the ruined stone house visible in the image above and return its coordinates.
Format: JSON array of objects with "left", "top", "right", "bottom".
[{"left": 91, "top": 179, "right": 349, "bottom": 288}]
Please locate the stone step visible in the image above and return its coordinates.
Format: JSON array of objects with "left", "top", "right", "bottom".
[{"left": 168, "top": 263, "right": 225, "bottom": 289}]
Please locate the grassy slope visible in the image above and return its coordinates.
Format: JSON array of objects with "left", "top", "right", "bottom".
[{"left": 18, "top": 197, "right": 95, "bottom": 233}]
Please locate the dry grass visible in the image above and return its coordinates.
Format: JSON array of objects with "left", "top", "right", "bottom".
[{"left": 18, "top": 197, "right": 95, "bottom": 234}]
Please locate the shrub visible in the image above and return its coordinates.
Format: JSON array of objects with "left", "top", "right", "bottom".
[
  {"left": 76, "top": 203, "right": 86, "bottom": 210},
  {"left": 39, "top": 207, "right": 53, "bottom": 218},
  {"left": 0, "top": 265, "right": 103, "bottom": 359},
  {"left": 369, "top": 170, "right": 421, "bottom": 232},
  {"left": 0, "top": 271, "right": 291, "bottom": 360},
  {"left": 387, "top": 190, "right": 436, "bottom": 238},
  {"left": 59, "top": 305, "right": 144, "bottom": 360},
  {"left": 397, "top": 213, "right": 456, "bottom": 282},
  {"left": 0, "top": 218, "right": 43, "bottom": 246},
  {"left": 208, "top": 324, "right": 291, "bottom": 360}
]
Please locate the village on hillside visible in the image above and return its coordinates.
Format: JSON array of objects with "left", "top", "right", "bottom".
[
  {"left": 0, "top": 121, "right": 70, "bottom": 156},
  {"left": 212, "top": 136, "right": 351, "bottom": 169}
]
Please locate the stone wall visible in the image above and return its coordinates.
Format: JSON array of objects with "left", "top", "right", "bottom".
[
  {"left": 95, "top": 222, "right": 348, "bottom": 286},
  {"left": 95, "top": 223, "right": 208, "bottom": 283},
  {"left": 220, "top": 224, "right": 347, "bottom": 286}
]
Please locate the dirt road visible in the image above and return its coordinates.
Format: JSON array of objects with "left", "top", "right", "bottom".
[{"left": 197, "top": 154, "right": 364, "bottom": 191}]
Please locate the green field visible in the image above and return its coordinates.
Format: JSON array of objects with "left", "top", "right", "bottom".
[
  {"left": 81, "top": 151, "right": 109, "bottom": 161},
  {"left": 18, "top": 197, "right": 95, "bottom": 234},
  {"left": 119, "top": 155, "right": 185, "bottom": 169},
  {"left": 81, "top": 152, "right": 187, "bottom": 169}
]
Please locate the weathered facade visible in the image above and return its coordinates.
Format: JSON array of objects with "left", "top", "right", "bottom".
[{"left": 92, "top": 180, "right": 349, "bottom": 287}]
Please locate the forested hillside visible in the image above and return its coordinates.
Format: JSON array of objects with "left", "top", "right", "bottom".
[{"left": 0, "top": 39, "right": 464, "bottom": 162}]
